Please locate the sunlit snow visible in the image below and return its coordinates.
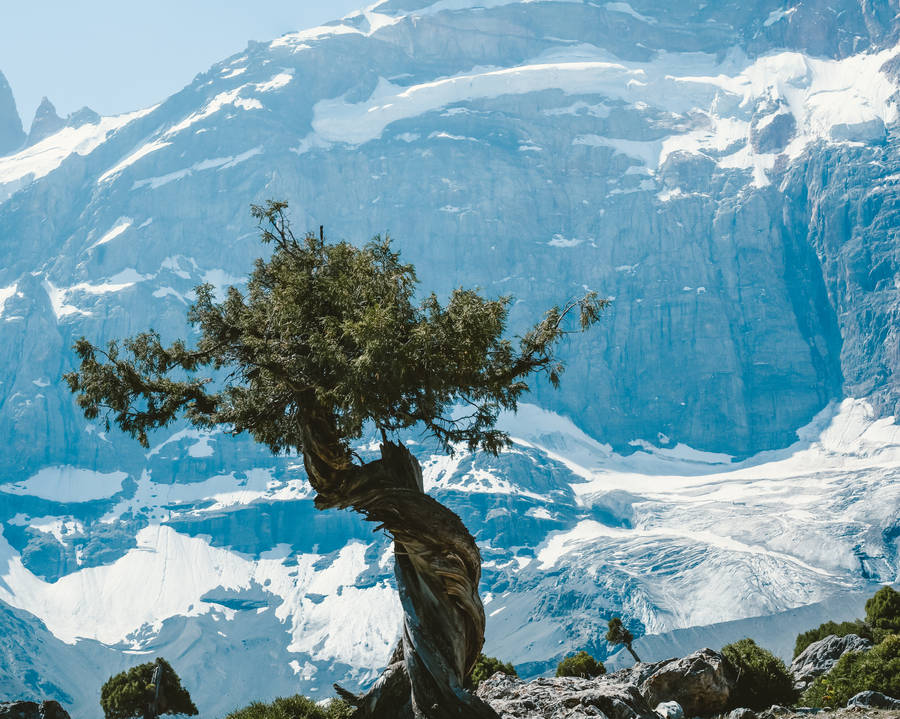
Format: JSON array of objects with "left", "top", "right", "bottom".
[{"left": 0, "top": 466, "right": 127, "bottom": 503}]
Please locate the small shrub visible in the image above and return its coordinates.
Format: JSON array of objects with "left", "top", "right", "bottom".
[
  {"left": 100, "top": 658, "right": 197, "bottom": 719},
  {"left": 224, "top": 695, "right": 353, "bottom": 719},
  {"left": 865, "top": 585, "right": 900, "bottom": 639},
  {"left": 555, "top": 651, "right": 606, "bottom": 679},
  {"left": 721, "top": 638, "right": 797, "bottom": 710},
  {"left": 802, "top": 634, "right": 900, "bottom": 708},
  {"left": 793, "top": 619, "right": 874, "bottom": 658},
  {"left": 465, "top": 653, "right": 517, "bottom": 689}
]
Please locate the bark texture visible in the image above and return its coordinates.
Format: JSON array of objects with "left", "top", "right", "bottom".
[{"left": 301, "top": 413, "right": 499, "bottom": 718}]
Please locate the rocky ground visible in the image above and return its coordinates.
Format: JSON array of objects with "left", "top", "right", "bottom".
[{"left": 475, "top": 642, "right": 900, "bottom": 719}]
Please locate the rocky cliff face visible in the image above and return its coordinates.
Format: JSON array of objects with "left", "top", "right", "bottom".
[
  {"left": 0, "top": 71, "right": 24, "bottom": 156},
  {"left": 0, "top": 2, "right": 898, "bottom": 717}
]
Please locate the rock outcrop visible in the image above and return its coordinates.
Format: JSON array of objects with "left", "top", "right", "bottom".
[
  {"left": 477, "top": 673, "right": 657, "bottom": 719},
  {"left": 0, "top": 701, "right": 70, "bottom": 719},
  {"left": 65, "top": 107, "right": 100, "bottom": 128},
  {"left": 789, "top": 634, "right": 873, "bottom": 691},
  {"left": 26, "top": 98, "right": 64, "bottom": 145},
  {"left": 847, "top": 691, "right": 900, "bottom": 709},
  {"left": 0, "top": 70, "right": 24, "bottom": 155},
  {"left": 478, "top": 650, "right": 741, "bottom": 718}
]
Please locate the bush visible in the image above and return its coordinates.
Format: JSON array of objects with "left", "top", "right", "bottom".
[
  {"left": 465, "top": 653, "right": 517, "bottom": 689},
  {"left": 721, "top": 638, "right": 797, "bottom": 710},
  {"left": 865, "top": 585, "right": 900, "bottom": 639},
  {"left": 224, "top": 695, "right": 353, "bottom": 719},
  {"left": 793, "top": 620, "right": 874, "bottom": 658},
  {"left": 801, "top": 634, "right": 900, "bottom": 708},
  {"left": 555, "top": 651, "right": 606, "bottom": 679},
  {"left": 100, "top": 658, "right": 197, "bottom": 719}
]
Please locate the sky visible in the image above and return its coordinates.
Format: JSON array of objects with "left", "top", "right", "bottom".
[{"left": 0, "top": 0, "right": 365, "bottom": 130}]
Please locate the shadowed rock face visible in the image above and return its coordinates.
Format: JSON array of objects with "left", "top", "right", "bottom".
[{"left": 0, "top": 71, "right": 24, "bottom": 156}]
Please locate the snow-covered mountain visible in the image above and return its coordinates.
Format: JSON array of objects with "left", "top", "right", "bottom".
[{"left": 0, "top": 1, "right": 899, "bottom": 716}]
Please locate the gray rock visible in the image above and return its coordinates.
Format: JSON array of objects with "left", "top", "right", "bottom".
[
  {"left": 654, "top": 700, "right": 684, "bottom": 719},
  {"left": 750, "top": 112, "right": 796, "bottom": 154},
  {"left": 66, "top": 107, "right": 100, "bottom": 128},
  {"left": 477, "top": 672, "right": 658, "bottom": 719},
  {"left": 847, "top": 691, "right": 900, "bottom": 709},
  {"left": 789, "top": 634, "right": 872, "bottom": 691},
  {"left": 26, "top": 97, "right": 64, "bottom": 145},
  {"left": 638, "top": 649, "right": 736, "bottom": 716},
  {"left": 0, "top": 701, "right": 70, "bottom": 719},
  {"left": 829, "top": 118, "right": 886, "bottom": 143},
  {"left": 0, "top": 69, "right": 24, "bottom": 155},
  {"left": 727, "top": 709, "right": 756, "bottom": 719}
]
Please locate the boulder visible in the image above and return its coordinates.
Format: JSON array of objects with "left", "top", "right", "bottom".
[
  {"left": 0, "top": 702, "right": 70, "bottom": 719},
  {"left": 638, "top": 649, "right": 736, "bottom": 716},
  {"left": 654, "top": 700, "right": 684, "bottom": 719},
  {"left": 847, "top": 691, "right": 900, "bottom": 709},
  {"left": 727, "top": 709, "right": 756, "bottom": 719},
  {"left": 789, "top": 634, "right": 872, "bottom": 691},
  {"left": 477, "top": 672, "right": 658, "bottom": 719}
]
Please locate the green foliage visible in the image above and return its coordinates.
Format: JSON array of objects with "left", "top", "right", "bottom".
[
  {"left": 801, "top": 634, "right": 900, "bottom": 708},
  {"left": 865, "top": 585, "right": 900, "bottom": 638},
  {"left": 793, "top": 620, "right": 874, "bottom": 659},
  {"left": 66, "top": 201, "right": 607, "bottom": 458},
  {"left": 465, "top": 653, "right": 517, "bottom": 689},
  {"left": 100, "top": 658, "right": 197, "bottom": 719},
  {"left": 606, "top": 616, "right": 634, "bottom": 647},
  {"left": 721, "top": 638, "right": 797, "bottom": 711},
  {"left": 224, "top": 695, "right": 353, "bottom": 719},
  {"left": 555, "top": 651, "right": 606, "bottom": 679}
]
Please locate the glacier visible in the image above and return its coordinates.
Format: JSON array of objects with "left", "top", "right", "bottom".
[{"left": 0, "top": 0, "right": 898, "bottom": 716}]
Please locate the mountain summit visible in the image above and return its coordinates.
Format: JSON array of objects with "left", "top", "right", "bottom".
[
  {"left": 0, "top": 71, "right": 24, "bottom": 155},
  {"left": 26, "top": 97, "right": 65, "bottom": 145}
]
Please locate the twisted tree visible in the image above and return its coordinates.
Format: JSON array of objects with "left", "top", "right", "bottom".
[
  {"left": 606, "top": 617, "right": 641, "bottom": 663},
  {"left": 66, "top": 201, "right": 606, "bottom": 718}
]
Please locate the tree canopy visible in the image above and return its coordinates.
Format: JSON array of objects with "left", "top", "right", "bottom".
[
  {"left": 865, "top": 585, "right": 900, "bottom": 637},
  {"left": 100, "top": 658, "right": 197, "bottom": 719},
  {"left": 606, "top": 616, "right": 641, "bottom": 662},
  {"left": 66, "top": 200, "right": 607, "bottom": 460},
  {"left": 68, "top": 201, "right": 608, "bottom": 719},
  {"left": 555, "top": 651, "right": 605, "bottom": 679}
]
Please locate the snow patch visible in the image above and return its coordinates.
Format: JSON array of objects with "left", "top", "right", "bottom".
[
  {"left": 1, "top": 467, "right": 127, "bottom": 503},
  {"left": 547, "top": 235, "right": 582, "bottom": 247},
  {"left": 604, "top": 2, "right": 657, "bottom": 24},
  {"left": 0, "top": 284, "right": 18, "bottom": 316},
  {"left": 89, "top": 218, "right": 132, "bottom": 249},
  {"left": 42, "top": 280, "right": 87, "bottom": 320},
  {"left": 764, "top": 6, "right": 798, "bottom": 27}
]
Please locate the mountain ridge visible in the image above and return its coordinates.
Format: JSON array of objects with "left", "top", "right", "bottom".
[{"left": 0, "top": 1, "right": 898, "bottom": 716}]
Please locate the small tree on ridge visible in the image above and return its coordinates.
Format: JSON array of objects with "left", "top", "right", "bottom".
[{"left": 606, "top": 616, "right": 641, "bottom": 663}]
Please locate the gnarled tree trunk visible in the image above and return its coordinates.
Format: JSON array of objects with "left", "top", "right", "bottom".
[{"left": 300, "top": 414, "right": 499, "bottom": 718}]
